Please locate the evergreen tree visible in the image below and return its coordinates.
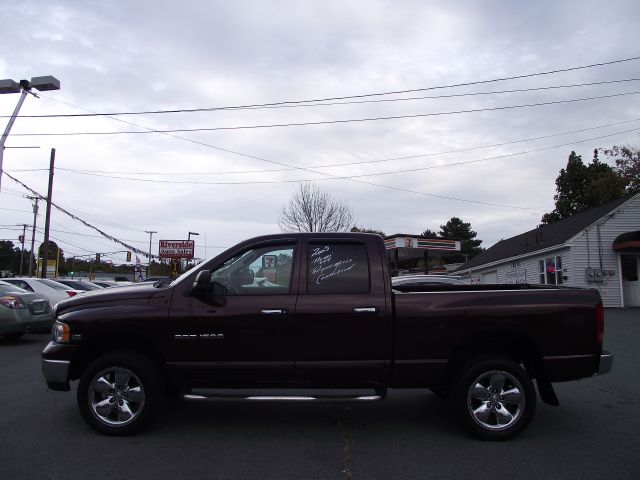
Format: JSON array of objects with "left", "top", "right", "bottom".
[
  {"left": 439, "top": 217, "right": 484, "bottom": 259},
  {"left": 421, "top": 229, "right": 438, "bottom": 238},
  {"left": 541, "top": 150, "right": 627, "bottom": 224}
]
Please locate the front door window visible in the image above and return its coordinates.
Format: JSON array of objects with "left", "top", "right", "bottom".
[{"left": 211, "top": 245, "right": 295, "bottom": 295}]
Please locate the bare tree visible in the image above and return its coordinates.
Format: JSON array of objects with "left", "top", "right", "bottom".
[{"left": 279, "top": 183, "right": 355, "bottom": 232}]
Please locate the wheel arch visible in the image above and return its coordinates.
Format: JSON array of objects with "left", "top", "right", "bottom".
[
  {"left": 446, "top": 331, "right": 542, "bottom": 381},
  {"left": 69, "top": 333, "right": 167, "bottom": 381}
]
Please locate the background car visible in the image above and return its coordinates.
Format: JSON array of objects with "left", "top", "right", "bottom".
[
  {"left": 0, "top": 281, "right": 53, "bottom": 339},
  {"left": 2, "top": 278, "right": 83, "bottom": 307},
  {"left": 55, "top": 279, "right": 104, "bottom": 292},
  {"left": 90, "top": 280, "right": 119, "bottom": 288},
  {"left": 141, "top": 276, "right": 171, "bottom": 283},
  {"left": 391, "top": 274, "right": 468, "bottom": 287}
]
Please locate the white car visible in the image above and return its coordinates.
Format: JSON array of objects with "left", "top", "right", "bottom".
[{"left": 2, "top": 278, "right": 83, "bottom": 307}]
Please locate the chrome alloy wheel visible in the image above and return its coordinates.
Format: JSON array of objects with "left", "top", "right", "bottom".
[
  {"left": 88, "top": 367, "right": 146, "bottom": 427},
  {"left": 467, "top": 369, "right": 524, "bottom": 431}
]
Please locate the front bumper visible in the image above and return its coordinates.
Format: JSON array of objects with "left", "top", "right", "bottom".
[
  {"left": 41, "top": 341, "right": 78, "bottom": 391},
  {"left": 42, "top": 358, "right": 71, "bottom": 391},
  {"left": 597, "top": 351, "right": 613, "bottom": 375}
]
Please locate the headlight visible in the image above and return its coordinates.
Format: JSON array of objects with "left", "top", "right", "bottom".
[{"left": 53, "top": 321, "right": 71, "bottom": 343}]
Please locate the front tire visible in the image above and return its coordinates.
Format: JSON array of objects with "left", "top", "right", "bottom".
[
  {"left": 77, "top": 351, "right": 163, "bottom": 435},
  {"left": 453, "top": 355, "right": 536, "bottom": 440}
]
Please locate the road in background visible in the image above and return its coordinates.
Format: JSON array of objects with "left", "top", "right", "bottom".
[{"left": 1, "top": 309, "right": 638, "bottom": 480}]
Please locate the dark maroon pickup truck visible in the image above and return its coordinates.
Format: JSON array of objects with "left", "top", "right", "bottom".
[{"left": 42, "top": 232, "right": 612, "bottom": 439}]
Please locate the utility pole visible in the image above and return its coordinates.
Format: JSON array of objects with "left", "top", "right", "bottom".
[
  {"left": 28, "top": 197, "right": 39, "bottom": 276},
  {"left": 145, "top": 230, "right": 157, "bottom": 278},
  {"left": 18, "top": 223, "right": 27, "bottom": 276},
  {"left": 40, "top": 148, "right": 56, "bottom": 278},
  {"left": 40, "top": 148, "right": 55, "bottom": 279}
]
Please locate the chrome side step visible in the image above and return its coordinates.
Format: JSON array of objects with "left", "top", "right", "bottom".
[{"left": 183, "top": 388, "right": 386, "bottom": 402}]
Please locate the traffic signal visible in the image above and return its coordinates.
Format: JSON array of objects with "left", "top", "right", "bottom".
[
  {"left": 96, "top": 253, "right": 101, "bottom": 263},
  {"left": 126, "top": 251, "right": 132, "bottom": 262}
]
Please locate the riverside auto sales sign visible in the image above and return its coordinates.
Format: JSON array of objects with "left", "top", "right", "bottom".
[{"left": 159, "top": 240, "right": 195, "bottom": 259}]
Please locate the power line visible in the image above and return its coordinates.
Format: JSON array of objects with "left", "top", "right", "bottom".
[
  {"left": 46, "top": 225, "right": 148, "bottom": 244},
  {"left": 13, "top": 55, "right": 640, "bottom": 118},
  {"left": 51, "top": 203, "right": 146, "bottom": 233},
  {"left": 4, "top": 153, "right": 542, "bottom": 213},
  {"left": 27, "top": 83, "right": 551, "bottom": 211},
  {"left": 0, "top": 207, "right": 32, "bottom": 213},
  {"left": 8, "top": 77, "right": 640, "bottom": 118},
  {"left": 1, "top": 182, "right": 143, "bottom": 233},
  {"left": 27, "top": 117, "right": 638, "bottom": 177},
  {"left": 52, "top": 126, "right": 640, "bottom": 185},
  {"left": 13, "top": 90, "right": 640, "bottom": 136},
  {"left": 35, "top": 227, "right": 138, "bottom": 262},
  {"left": 2, "top": 172, "right": 162, "bottom": 259},
  {"left": 38, "top": 231, "right": 96, "bottom": 255}
]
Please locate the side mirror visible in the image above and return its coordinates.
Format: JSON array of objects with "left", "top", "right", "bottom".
[
  {"left": 190, "top": 270, "right": 212, "bottom": 294},
  {"left": 194, "top": 270, "right": 211, "bottom": 288},
  {"left": 189, "top": 270, "right": 227, "bottom": 306}
]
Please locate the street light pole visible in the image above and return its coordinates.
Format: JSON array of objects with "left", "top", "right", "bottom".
[
  {"left": 187, "top": 231, "right": 199, "bottom": 269},
  {"left": 145, "top": 230, "right": 157, "bottom": 278},
  {"left": 0, "top": 76, "right": 60, "bottom": 190},
  {"left": 0, "top": 88, "right": 28, "bottom": 190}
]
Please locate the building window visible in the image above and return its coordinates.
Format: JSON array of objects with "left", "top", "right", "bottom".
[
  {"left": 621, "top": 255, "right": 638, "bottom": 281},
  {"left": 539, "top": 256, "right": 563, "bottom": 285}
]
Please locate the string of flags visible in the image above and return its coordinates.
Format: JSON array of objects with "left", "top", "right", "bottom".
[{"left": 4, "top": 171, "right": 161, "bottom": 260}]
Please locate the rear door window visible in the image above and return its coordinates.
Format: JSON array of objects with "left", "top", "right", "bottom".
[{"left": 307, "top": 243, "right": 370, "bottom": 294}]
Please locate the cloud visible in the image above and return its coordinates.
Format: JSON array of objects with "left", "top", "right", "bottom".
[{"left": 1, "top": 0, "right": 639, "bottom": 263}]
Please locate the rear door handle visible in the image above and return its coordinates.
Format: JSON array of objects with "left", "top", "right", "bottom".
[
  {"left": 353, "top": 307, "right": 378, "bottom": 313},
  {"left": 261, "top": 309, "right": 288, "bottom": 314}
]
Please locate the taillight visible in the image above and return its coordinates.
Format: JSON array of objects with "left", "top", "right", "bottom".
[
  {"left": 596, "top": 303, "right": 604, "bottom": 344},
  {"left": 0, "top": 295, "right": 26, "bottom": 309},
  {"left": 66, "top": 290, "right": 77, "bottom": 297}
]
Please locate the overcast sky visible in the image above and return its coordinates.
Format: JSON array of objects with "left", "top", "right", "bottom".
[{"left": 1, "top": 0, "right": 639, "bottom": 266}]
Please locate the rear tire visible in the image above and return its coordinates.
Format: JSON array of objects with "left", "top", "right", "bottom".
[
  {"left": 453, "top": 355, "right": 536, "bottom": 440},
  {"left": 77, "top": 351, "right": 163, "bottom": 435}
]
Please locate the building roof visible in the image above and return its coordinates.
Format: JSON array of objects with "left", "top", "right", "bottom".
[
  {"left": 456, "top": 192, "right": 638, "bottom": 272},
  {"left": 384, "top": 233, "right": 458, "bottom": 240}
]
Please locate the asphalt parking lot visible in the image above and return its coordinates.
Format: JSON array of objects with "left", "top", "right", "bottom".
[{"left": 1, "top": 308, "right": 639, "bottom": 480}]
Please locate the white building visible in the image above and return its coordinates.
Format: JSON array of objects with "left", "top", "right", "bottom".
[{"left": 456, "top": 192, "right": 640, "bottom": 307}]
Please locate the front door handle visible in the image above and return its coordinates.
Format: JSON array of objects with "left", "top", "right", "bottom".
[
  {"left": 261, "top": 309, "right": 288, "bottom": 314},
  {"left": 353, "top": 307, "right": 378, "bottom": 313}
]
